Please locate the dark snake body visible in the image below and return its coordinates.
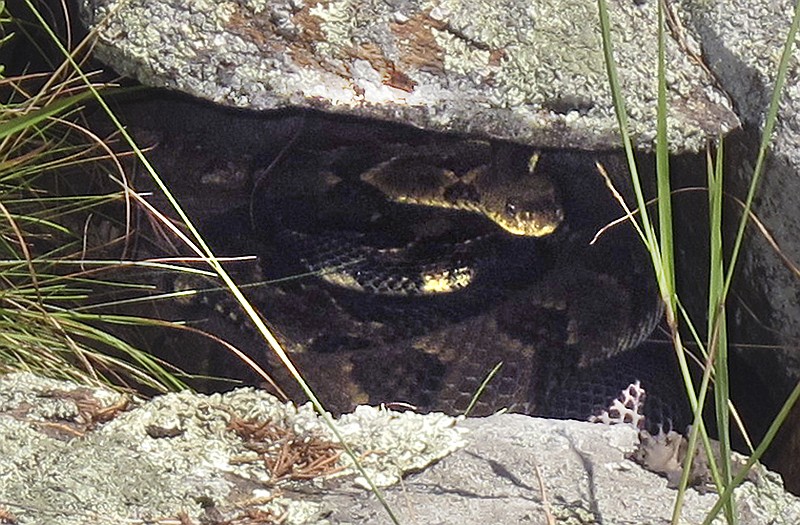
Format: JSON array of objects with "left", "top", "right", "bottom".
[{"left": 224, "top": 142, "right": 690, "bottom": 433}]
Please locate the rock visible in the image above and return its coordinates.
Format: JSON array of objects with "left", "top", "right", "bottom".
[
  {"left": 77, "top": 0, "right": 737, "bottom": 152},
  {"left": 670, "top": 0, "right": 800, "bottom": 490},
  {"left": 0, "top": 372, "right": 465, "bottom": 525},
  {"left": 1, "top": 372, "right": 798, "bottom": 524},
  {"left": 338, "top": 416, "right": 799, "bottom": 525}
]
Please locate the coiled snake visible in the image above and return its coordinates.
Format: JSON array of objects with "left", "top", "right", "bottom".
[{"left": 218, "top": 140, "right": 688, "bottom": 433}]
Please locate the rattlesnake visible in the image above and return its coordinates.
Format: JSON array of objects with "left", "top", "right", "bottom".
[{"left": 197, "top": 139, "right": 689, "bottom": 433}]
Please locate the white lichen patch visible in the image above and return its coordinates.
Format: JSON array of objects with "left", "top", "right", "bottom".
[
  {"left": 430, "top": 27, "right": 491, "bottom": 79},
  {"left": 351, "top": 59, "right": 417, "bottom": 104},
  {"left": 0, "top": 373, "right": 467, "bottom": 524},
  {"left": 308, "top": 0, "right": 358, "bottom": 55},
  {"left": 334, "top": 405, "right": 468, "bottom": 487}
]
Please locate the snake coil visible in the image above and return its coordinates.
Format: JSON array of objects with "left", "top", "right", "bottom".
[{"left": 242, "top": 141, "right": 689, "bottom": 432}]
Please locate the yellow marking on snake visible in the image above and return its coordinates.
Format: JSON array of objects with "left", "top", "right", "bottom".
[
  {"left": 421, "top": 266, "right": 475, "bottom": 294},
  {"left": 361, "top": 150, "right": 564, "bottom": 237}
]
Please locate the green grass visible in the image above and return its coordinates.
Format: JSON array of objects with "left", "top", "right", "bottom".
[
  {"left": 0, "top": 3, "right": 189, "bottom": 393},
  {"left": 597, "top": 0, "right": 800, "bottom": 523}
]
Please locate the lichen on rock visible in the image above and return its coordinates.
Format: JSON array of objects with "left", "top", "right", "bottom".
[
  {"left": 79, "top": 0, "right": 739, "bottom": 152},
  {"left": 0, "top": 373, "right": 466, "bottom": 524}
]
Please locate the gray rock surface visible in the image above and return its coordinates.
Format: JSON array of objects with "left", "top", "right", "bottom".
[
  {"left": 332, "top": 416, "right": 800, "bottom": 525},
  {"left": 0, "top": 372, "right": 465, "bottom": 525},
  {"left": 676, "top": 0, "right": 800, "bottom": 405},
  {"left": 1, "top": 372, "right": 798, "bottom": 525},
  {"left": 78, "top": 0, "right": 737, "bottom": 152}
]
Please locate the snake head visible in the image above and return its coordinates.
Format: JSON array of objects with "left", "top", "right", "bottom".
[{"left": 496, "top": 177, "right": 564, "bottom": 237}]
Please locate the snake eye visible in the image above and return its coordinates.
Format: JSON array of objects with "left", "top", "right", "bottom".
[{"left": 505, "top": 199, "right": 518, "bottom": 217}]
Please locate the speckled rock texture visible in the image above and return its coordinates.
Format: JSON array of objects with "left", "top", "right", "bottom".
[
  {"left": 675, "top": 0, "right": 800, "bottom": 440},
  {"left": 1, "top": 372, "right": 799, "bottom": 524},
  {"left": 77, "top": 0, "right": 737, "bottom": 152},
  {"left": 0, "top": 372, "right": 465, "bottom": 525}
]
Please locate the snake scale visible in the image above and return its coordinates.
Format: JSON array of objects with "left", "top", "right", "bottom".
[{"left": 199, "top": 138, "right": 690, "bottom": 433}]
